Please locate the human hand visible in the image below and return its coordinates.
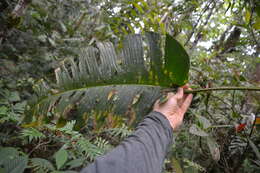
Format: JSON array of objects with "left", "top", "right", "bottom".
[{"left": 153, "top": 85, "right": 193, "bottom": 131}]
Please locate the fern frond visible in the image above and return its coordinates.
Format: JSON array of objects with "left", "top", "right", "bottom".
[
  {"left": 183, "top": 158, "right": 206, "bottom": 172},
  {"left": 30, "top": 158, "right": 55, "bottom": 172},
  {"left": 21, "top": 128, "right": 46, "bottom": 143},
  {"left": 59, "top": 120, "right": 78, "bottom": 135},
  {"left": 77, "top": 138, "right": 104, "bottom": 161},
  {"left": 93, "top": 137, "right": 112, "bottom": 152},
  {"left": 107, "top": 124, "right": 132, "bottom": 139}
]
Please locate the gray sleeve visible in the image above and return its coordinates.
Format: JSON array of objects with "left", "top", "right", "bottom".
[{"left": 80, "top": 111, "right": 173, "bottom": 173}]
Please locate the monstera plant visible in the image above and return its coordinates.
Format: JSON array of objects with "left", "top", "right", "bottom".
[{"left": 23, "top": 32, "right": 190, "bottom": 129}]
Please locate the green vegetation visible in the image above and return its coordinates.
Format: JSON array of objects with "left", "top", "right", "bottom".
[{"left": 0, "top": 0, "right": 259, "bottom": 172}]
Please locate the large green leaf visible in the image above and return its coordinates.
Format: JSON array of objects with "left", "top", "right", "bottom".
[
  {"left": 256, "top": 5, "right": 260, "bottom": 18},
  {"left": 206, "top": 137, "right": 220, "bottom": 162},
  {"left": 23, "top": 32, "right": 190, "bottom": 129},
  {"left": 66, "top": 158, "right": 85, "bottom": 169},
  {"left": 0, "top": 147, "right": 20, "bottom": 165},
  {"left": 5, "top": 156, "right": 28, "bottom": 173},
  {"left": 55, "top": 149, "right": 68, "bottom": 170},
  {"left": 0, "top": 148, "right": 28, "bottom": 173},
  {"left": 165, "top": 34, "right": 190, "bottom": 86}
]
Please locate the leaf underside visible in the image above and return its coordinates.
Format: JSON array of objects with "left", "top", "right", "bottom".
[{"left": 23, "top": 32, "right": 190, "bottom": 129}]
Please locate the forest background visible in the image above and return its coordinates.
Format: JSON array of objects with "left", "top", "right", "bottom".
[{"left": 0, "top": 0, "right": 260, "bottom": 172}]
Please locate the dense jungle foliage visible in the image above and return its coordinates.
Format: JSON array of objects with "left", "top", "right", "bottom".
[{"left": 0, "top": 0, "right": 260, "bottom": 172}]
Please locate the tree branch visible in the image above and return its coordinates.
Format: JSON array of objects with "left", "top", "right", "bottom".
[
  {"left": 184, "top": 0, "right": 214, "bottom": 46},
  {"left": 191, "top": 1, "right": 217, "bottom": 49},
  {"left": 28, "top": 140, "right": 51, "bottom": 156}
]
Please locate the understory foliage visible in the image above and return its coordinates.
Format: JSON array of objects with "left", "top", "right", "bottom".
[{"left": 0, "top": 0, "right": 260, "bottom": 173}]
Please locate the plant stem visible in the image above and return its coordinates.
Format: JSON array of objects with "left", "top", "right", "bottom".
[
  {"left": 209, "top": 125, "right": 233, "bottom": 128},
  {"left": 184, "top": 86, "right": 260, "bottom": 94}
]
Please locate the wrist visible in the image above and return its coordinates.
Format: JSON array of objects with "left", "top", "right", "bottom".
[{"left": 153, "top": 111, "right": 176, "bottom": 130}]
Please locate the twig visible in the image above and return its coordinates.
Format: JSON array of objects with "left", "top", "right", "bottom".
[
  {"left": 228, "top": 90, "right": 237, "bottom": 124},
  {"left": 204, "top": 92, "right": 216, "bottom": 122},
  {"left": 73, "top": 12, "right": 87, "bottom": 34},
  {"left": 209, "top": 94, "right": 235, "bottom": 121},
  {"left": 213, "top": 25, "right": 233, "bottom": 51},
  {"left": 209, "top": 125, "right": 233, "bottom": 128},
  {"left": 184, "top": 0, "right": 214, "bottom": 46},
  {"left": 191, "top": 1, "right": 217, "bottom": 49},
  {"left": 210, "top": 94, "right": 232, "bottom": 107},
  {"left": 184, "top": 86, "right": 260, "bottom": 94},
  {"left": 28, "top": 140, "right": 51, "bottom": 156}
]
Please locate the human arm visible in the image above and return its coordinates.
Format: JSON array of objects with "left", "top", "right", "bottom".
[{"left": 80, "top": 86, "right": 193, "bottom": 173}]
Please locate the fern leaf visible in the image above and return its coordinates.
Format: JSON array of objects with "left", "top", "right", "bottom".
[
  {"left": 94, "top": 137, "right": 112, "bottom": 152},
  {"left": 30, "top": 158, "right": 55, "bottom": 172},
  {"left": 107, "top": 124, "right": 132, "bottom": 139},
  {"left": 66, "top": 158, "right": 85, "bottom": 169},
  {"left": 77, "top": 138, "right": 104, "bottom": 161},
  {"left": 21, "top": 128, "right": 46, "bottom": 143}
]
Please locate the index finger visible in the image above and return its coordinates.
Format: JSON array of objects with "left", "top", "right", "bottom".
[{"left": 173, "top": 87, "right": 184, "bottom": 100}]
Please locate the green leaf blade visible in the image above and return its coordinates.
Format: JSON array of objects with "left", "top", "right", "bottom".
[
  {"left": 189, "top": 124, "right": 208, "bottom": 137},
  {"left": 165, "top": 34, "right": 190, "bottom": 86},
  {"left": 55, "top": 149, "right": 68, "bottom": 170},
  {"left": 23, "top": 32, "right": 190, "bottom": 129},
  {"left": 206, "top": 137, "right": 220, "bottom": 162},
  {"left": 30, "top": 158, "right": 55, "bottom": 172},
  {"left": 4, "top": 156, "right": 28, "bottom": 173}
]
